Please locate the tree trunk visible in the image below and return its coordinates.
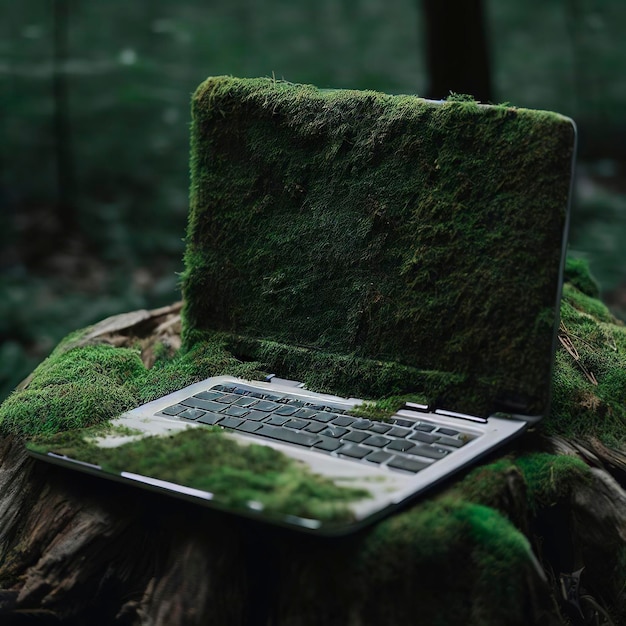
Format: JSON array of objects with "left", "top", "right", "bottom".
[{"left": 421, "top": 0, "right": 493, "bottom": 102}]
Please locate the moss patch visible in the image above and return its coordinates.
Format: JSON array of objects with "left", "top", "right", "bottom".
[
  {"left": 355, "top": 495, "right": 539, "bottom": 624},
  {"left": 183, "top": 76, "right": 574, "bottom": 418},
  {"left": 0, "top": 345, "right": 144, "bottom": 437},
  {"left": 0, "top": 335, "right": 265, "bottom": 438},
  {"left": 547, "top": 265, "right": 626, "bottom": 446},
  {"left": 29, "top": 425, "right": 368, "bottom": 524},
  {"left": 564, "top": 257, "right": 600, "bottom": 299},
  {"left": 515, "top": 453, "right": 591, "bottom": 510}
]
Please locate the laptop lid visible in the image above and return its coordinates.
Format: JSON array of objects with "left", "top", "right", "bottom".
[{"left": 183, "top": 77, "right": 576, "bottom": 419}]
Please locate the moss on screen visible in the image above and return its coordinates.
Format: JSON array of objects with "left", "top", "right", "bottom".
[{"left": 182, "top": 76, "right": 575, "bottom": 417}]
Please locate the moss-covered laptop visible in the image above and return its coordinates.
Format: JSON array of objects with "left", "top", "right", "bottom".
[{"left": 29, "top": 77, "right": 576, "bottom": 534}]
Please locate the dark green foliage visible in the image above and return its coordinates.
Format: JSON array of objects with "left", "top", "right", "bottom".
[{"left": 183, "top": 76, "right": 574, "bottom": 418}]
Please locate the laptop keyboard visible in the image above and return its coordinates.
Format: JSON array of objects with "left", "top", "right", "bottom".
[{"left": 157, "top": 383, "right": 477, "bottom": 474}]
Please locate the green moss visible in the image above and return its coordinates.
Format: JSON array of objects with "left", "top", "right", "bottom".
[
  {"left": 455, "top": 458, "right": 523, "bottom": 509},
  {"left": 547, "top": 278, "right": 626, "bottom": 445},
  {"left": 446, "top": 92, "right": 478, "bottom": 104},
  {"left": 0, "top": 345, "right": 144, "bottom": 437},
  {"left": 27, "top": 422, "right": 142, "bottom": 458},
  {"left": 185, "top": 329, "right": 466, "bottom": 406},
  {"left": 515, "top": 453, "right": 591, "bottom": 510},
  {"left": 564, "top": 257, "right": 600, "bottom": 299},
  {"left": 0, "top": 332, "right": 268, "bottom": 438},
  {"left": 183, "top": 76, "right": 574, "bottom": 418},
  {"left": 30, "top": 426, "right": 368, "bottom": 524},
  {"left": 136, "top": 338, "right": 266, "bottom": 404},
  {"left": 562, "top": 283, "right": 614, "bottom": 323},
  {"left": 356, "top": 497, "right": 537, "bottom": 624}
]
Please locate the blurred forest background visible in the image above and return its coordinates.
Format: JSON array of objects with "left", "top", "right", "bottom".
[{"left": 1, "top": 0, "right": 625, "bottom": 401}]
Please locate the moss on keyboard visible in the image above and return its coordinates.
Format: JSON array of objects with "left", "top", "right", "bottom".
[{"left": 28, "top": 424, "right": 368, "bottom": 524}]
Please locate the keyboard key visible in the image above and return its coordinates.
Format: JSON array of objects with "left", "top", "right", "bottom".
[
  {"left": 256, "top": 425, "right": 321, "bottom": 447},
  {"left": 266, "top": 415, "right": 291, "bottom": 426},
  {"left": 193, "top": 391, "right": 225, "bottom": 401},
  {"left": 303, "top": 422, "right": 326, "bottom": 434},
  {"left": 414, "top": 422, "right": 436, "bottom": 432},
  {"left": 224, "top": 406, "right": 250, "bottom": 418},
  {"left": 286, "top": 399, "right": 305, "bottom": 408},
  {"left": 311, "top": 412, "right": 335, "bottom": 423},
  {"left": 211, "top": 384, "right": 234, "bottom": 392},
  {"left": 386, "top": 440, "right": 415, "bottom": 453},
  {"left": 283, "top": 419, "right": 310, "bottom": 430},
  {"left": 332, "top": 416, "right": 356, "bottom": 427},
  {"left": 342, "top": 431, "right": 370, "bottom": 443},
  {"left": 244, "top": 410, "right": 268, "bottom": 422},
  {"left": 369, "top": 422, "right": 392, "bottom": 434},
  {"left": 274, "top": 405, "right": 299, "bottom": 416},
  {"left": 253, "top": 400, "right": 281, "bottom": 412},
  {"left": 387, "top": 426, "right": 412, "bottom": 438},
  {"left": 293, "top": 408, "right": 316, "bottom": 419},
  {"left": 215, "top": 394, "right": 240, "bottom": 404},
  {"left": 362, "top": 435, "right": 391, "bottom": 448},
  {"left": 263, "top": 393, "right": 284, "bottom": 402},
  {"left": 436, "top": 435, "right": 466, "bottom": 448},
  {"left": 159, "top": 404, "right": 187, "bottom": 416},
  {"left": 182, "top": 398, "right": 224, "bottom": 412},
  {"left": 234, "top": 397, "right": 259, "bottom": 408},
  {"left": 220, "top": 416, "right": 245, "bottom": 429},
  {"left": 320, "top": 426, "right": 349, "bottom": 439},
  {"left": 437, "top": 427, "right": 459, "bottom": 436},
  {"left": 197, "top": 412, "right": 224, "bottom": 425},
  {"left": 387, "top": 456, "right": 430, "bottom": 473},
  {"left": 352, "top": 419, "right": 372, "bottom": 430},
  {"left": 178, "top": 408, "right": 206, "bottom": 420},
  {"left": 236, "top": 421, "right": 263, "bottom": 433},
  {"left": 409, "top": 431, "right": 439, "bottom": 444},
  {"left": 233, "top": 387, "right": 250, "bottom": 395},
  {"left": 338, "top": 444, "right": 370, "bottom": 459},
  {"left": 365, "top": 450, "right": 393, "bottom": 464},
  {"left": 394, "top": 418, "right": 415, "bottom": 428},
  {"left": 405, "top": 444, "right": 450, "bottom": 460},
  {"left": 313, "top": 437, "right": 343, "bottom": 452}
]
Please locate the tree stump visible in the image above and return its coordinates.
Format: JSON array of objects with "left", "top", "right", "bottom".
[{"left": 0, "top": 302, "right": 624, "bottom": 625}]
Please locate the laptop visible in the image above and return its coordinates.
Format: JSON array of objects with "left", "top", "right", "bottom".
[{"left": 28, "top": 77, "right": 577, "bottom": 535}]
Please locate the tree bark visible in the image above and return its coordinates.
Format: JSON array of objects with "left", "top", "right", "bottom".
[{"left": 421, "top": 0, "right": 493, "bottom": 102}]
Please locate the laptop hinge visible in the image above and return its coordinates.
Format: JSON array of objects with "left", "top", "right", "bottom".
[
  {"left": 264, "top": 374, "right": 305, "bottom": 388},
  {"left": 403, "top": 401, "right": 429, "bottom": 412},
  {"left": 401, "top": 402, "right": 488, "bottom": 424},
  {"left": 434, "top": 408, "right": 489, "bottom": 424}
]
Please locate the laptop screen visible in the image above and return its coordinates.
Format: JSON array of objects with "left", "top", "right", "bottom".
[{"left": 183, "top": 77, "right": 575, "bottom": 418}]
